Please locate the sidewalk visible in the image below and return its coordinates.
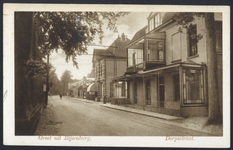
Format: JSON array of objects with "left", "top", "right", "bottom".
[
  {"left": 71, "top": 97, "right": 182, "bottom": 120},
  {"left": 71, "top": 97, "right": 223, "bottom": 136}
]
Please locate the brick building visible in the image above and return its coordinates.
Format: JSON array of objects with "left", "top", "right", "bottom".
[{"left": 92, "top": 33, "right": 130, "bottom": 101}]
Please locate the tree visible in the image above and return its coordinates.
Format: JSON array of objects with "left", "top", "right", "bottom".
[
  {"left": 87, "top": 68, "right": 95, "bottom": 78},
  {"left": 34, "top": 12, "right": 129, "bottom": 68},
  {"left": 173, "top": 13, "right": 222, "bottom": 124},
  {"left": 60, "top": 70, "right": 72, "bottom": 94},
  {"left": 49, "top": 69, "right": 61, "bottom": 95}
]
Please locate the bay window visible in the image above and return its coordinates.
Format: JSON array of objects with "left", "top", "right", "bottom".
[{"left": 183, "top": 69, "right": 204, "bottom": 103}]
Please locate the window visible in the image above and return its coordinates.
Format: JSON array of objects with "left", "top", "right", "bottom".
[
  {"left": 148, "top": 14, "right": 161, "bottom": 32},
  {"left": 154, "top": 14, "right": 161, "bottom": 28},
  {"left": 149, "top": 18, "right": 154, "bottom": 31},
  {"left": 121, "top": 81, "right": 127, "bottom": 97},
  {"left": 128, "top": 49, "right": 143, "bottom": 67},
  {"left": 188, "top": 24, "right": 198, "bottom": 56},
  {"left": 100, "top": 64, "right": 102, "bottom": 77},
  {"left": 173, "top": 74, "right": 180, "bottom": 101},
  {"left": 95, "top": 66, "right": 98, "bottom": 79},
  {"left": 147, "top": 40, "right": 164, "bottom": 61},
  {"left": 183, "top": 69, "right": 204, "bottom": 103}
]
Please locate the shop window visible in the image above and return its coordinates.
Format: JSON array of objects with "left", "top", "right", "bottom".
[
  {"left": 188, "top": 24, "right": 198, "bottom": 57},
  {"left": 183, "top": 69, "right": 204, "bottom": 103},
  {"left": 173, "top": 74, "right": 180, "bottom": 101}
]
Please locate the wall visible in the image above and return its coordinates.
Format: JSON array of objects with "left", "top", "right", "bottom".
[
  {"left": 165, "top": 16, "right": 208, "bottom": 65},
  {"left": 116, "top": 59, "right": 127, "bottom": 77},
  {"left": 129, "top": 80, "right": 134, "bottom": 104},
  {"left": 151, "top": 75, "right": 158, "bottom": 107},
  {"left": 136, "top": 77, "right": 144, "bottom": 106},
  {"left": 105, "top": 58, "right": 115, "bottom": 98},
  {"left": 164, "top": 74, "right": 180, "bottom": 110}
]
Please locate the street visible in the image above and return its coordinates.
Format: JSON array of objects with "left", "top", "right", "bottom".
[{"left": 35, "top": 96, "right": 213, "bottom": 136}]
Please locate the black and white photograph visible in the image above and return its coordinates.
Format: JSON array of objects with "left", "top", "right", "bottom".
[{"left": 3, "top": 4, "right": 230, "bottom": 147}]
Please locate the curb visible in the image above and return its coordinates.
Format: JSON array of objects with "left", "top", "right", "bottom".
[{"left": 100, "top": 104, "right": 184, "bottom": 121}]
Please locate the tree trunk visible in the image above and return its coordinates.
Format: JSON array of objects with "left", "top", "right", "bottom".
[{"left": 205, "top": 13, "right": 222, "bottom": 124}]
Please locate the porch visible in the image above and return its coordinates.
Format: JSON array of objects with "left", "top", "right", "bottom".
[{"left": 113, "top": 60, "right": 209, "bottom": 117}]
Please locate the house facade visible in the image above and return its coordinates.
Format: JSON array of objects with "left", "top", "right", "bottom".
[
  {"left": 114, "top": 12, "right": 222, "bottom": 117},
  {"left": 93, "top": 33, "right": 130, "bottom": 101}
]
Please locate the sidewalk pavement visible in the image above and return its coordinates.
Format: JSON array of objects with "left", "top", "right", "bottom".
[
  {"left": 70, "top": 97, "right": 223, "bottom": 136},
  {"left": 70, "top": 97, "right": 183, "bottom": 120}
]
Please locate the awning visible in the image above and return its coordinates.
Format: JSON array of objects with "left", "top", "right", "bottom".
[{"left": 87, "top": 83, "right": 98, "bottom": 92}]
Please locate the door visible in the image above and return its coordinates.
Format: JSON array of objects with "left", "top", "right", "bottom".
[
  {"left": 146, "top": 79, "right": 151, "bottom": 105},
  {"left": 159, "top": 77, "right": 165, "bottom": 107},
  {"left": 133, "top": 78, "right": 137, "bottom": 104}
]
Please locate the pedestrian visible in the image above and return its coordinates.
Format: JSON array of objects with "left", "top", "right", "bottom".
[{"left": 60, "top": 94, "right": 62, "bottom": 100}]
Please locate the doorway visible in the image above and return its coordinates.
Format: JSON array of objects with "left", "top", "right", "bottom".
[
  {"left": 146, "top": 79, "right": 151, "bottom": 105},
  {"left": 133, "top": 78, "right": 137, "bottom": 104}
]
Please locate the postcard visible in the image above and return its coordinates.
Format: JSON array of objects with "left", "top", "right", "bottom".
[{"left": 3, "top": 4, "right": 230, "bottom": 147}]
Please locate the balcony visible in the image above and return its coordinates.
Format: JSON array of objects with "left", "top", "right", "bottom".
[
  {"left": 126, "top": 30, "right": 166, "bottom": 73},
  {"left": 127, "top": 60, "right": 166, "bottom": 72}
]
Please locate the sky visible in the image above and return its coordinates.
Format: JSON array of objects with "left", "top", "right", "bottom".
[{"left": 49, "top": 12, "right": 150, "bottom": 80}]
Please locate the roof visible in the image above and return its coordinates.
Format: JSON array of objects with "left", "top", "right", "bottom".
[
  {"left": 162, "top": 12, "right": 175, "bottom": 24},
  {"left": 93, "top": 49, "right": 113, "bottom": 56},
  {"left": 127, "top": 26, "right": 147, "bottom": 47},
  {"left": 92, "top": 49, "right": 113, "bottom": 63}
]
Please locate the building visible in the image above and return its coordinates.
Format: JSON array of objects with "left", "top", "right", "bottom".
[
  {"left": 114, "top": 12, "right": 222, "bottom": 117},
  {"left": 92, "top": 33, "right": 130, "bottom": 102},
  {"left": 68, "top": 77, "right": 95, "bottom": 99}
]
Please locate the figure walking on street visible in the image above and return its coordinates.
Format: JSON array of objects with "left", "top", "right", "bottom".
[{"left": 60, "top": 94, "right": 62, "bottom": 100}]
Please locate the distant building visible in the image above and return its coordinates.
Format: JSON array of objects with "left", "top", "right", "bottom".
[
  {"left": 69, "top": 77, "right": 95, "bottom": 99},
  {"left": 92, "top": 33, "right": 130, "bottom": 101},
  {"left": 114, "top": 12, "right": 222, "bottom": 117}
]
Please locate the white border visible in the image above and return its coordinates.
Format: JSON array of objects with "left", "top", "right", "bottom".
[{"left": 3, "top": 4, "right": 230, "bottom": 147}]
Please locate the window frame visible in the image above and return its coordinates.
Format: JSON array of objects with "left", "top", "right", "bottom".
[
  {"left": 188, "top": 24, "right": 198, "bottom": 57},
  {"left": 183, "top": 68, "right": 204, "bottom": 104}
]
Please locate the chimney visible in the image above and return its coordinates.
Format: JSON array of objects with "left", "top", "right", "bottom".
[{"left": 121, "top": 33, "right": 125, "bottom": 41}]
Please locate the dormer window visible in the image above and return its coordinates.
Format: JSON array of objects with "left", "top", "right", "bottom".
[{"left": 149, "top": 13, "right": 162, "bottom": 32}]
